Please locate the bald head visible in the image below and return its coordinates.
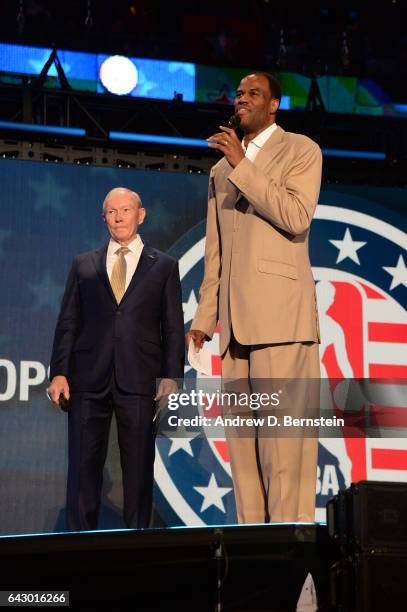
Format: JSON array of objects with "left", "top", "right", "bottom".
[
  {"left": 102, "top": 187, "right": 142, "bottom": 213},
  {"left": 102, "top": 187, "right": 146, "bottom": 246}
]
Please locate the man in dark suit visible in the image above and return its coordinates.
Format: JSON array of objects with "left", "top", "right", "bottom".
[{"left": 48, "top": 187, "right": 184, "bottom": 531}]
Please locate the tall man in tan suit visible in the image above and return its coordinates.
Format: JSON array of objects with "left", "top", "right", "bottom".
[{"left": 186, "top": 72, "right": 322, "bottom": 524}]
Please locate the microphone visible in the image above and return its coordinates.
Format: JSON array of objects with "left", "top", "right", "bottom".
[
  {"left": 59, "top": 393, "right": 71, "bottom": 412},
  {"left": 227, "top": 114, "right": 241, "bottom": 130}
]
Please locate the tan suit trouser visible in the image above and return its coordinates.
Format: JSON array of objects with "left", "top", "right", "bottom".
[{"left": 221, "top": 336, "right": 320, "bottom": 524}]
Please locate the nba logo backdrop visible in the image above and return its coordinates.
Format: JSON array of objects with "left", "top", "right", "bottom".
[
  {"left": 155, "top": 189, "right": 406, "bottom": 525},
  {"left": 0, "top": 158, "right": 405, "bottom": 533}
]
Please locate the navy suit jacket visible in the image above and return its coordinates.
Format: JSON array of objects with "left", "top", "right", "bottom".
[{"left": 50, "top": 242, "right": 185, "bottom": 395}]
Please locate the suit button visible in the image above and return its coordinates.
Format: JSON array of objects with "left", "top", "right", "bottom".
[{"left": 117, "top": 311, "right": 121, "bottom": 316}]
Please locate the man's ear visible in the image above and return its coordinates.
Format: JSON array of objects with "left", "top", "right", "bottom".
[
  {"left": 269, "top": 99, "right": 280, "bottom": 115},
  {"left": 139, "top": 207, "right": 146, "bottom": 225}
]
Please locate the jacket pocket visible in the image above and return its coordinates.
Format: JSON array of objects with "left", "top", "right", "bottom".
[{"left": 257, "top": 259, "right": 298, "bottom": 279}]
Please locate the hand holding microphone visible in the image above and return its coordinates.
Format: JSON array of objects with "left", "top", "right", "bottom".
[
  {"left": 206, "top": 114, "right": 245, "bottom": 168},
  {"left": 46, "top": 375, "right": 71, "bottom": 412}
]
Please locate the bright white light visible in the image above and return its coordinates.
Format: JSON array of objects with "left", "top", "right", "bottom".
[{"left": 99, "top": 55, "right": 138, "bottom": 96}]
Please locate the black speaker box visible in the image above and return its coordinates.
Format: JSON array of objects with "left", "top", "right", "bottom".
[
  {"left": 327, "top": 480, "right": 407, "bottom": 555},
  {"left": 331, "top": 552, "right": 407, "bottom": 612}
]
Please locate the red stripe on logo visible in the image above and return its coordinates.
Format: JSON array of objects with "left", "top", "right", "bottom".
[
  {"left": 211, "top": 355, "right": 221, "bottom": 375},
  {"left": 203, "top": 398, "right": 221, "bottom": 418},
  {"left": 360, "top": 283, "right": 385, "bottom": 299},
  {"left": 369, "top": 406, "right": 407, "bottom": 427},
  {"left": 214, "top": 440, "right": 230, "bottom": 462},
  {"left": 371, "top": 448, "right": 407, "bottom": 471},
  {"left": 369, "top": 364, "right": 407, "bottom": 378},
  {"left": 368, "top": 323, "right": 407, "bottom": 343}
]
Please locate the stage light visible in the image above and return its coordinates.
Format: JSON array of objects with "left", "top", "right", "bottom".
[
  {"left": 0, "top": 121, "right": 85, "bottom": 137},
  {"left": 322, "top": 148, "right": 386, "bottom": 160},
  {"left": 99, "top": 55, "right": 138, "bottom": 96},
  {"left": 109, "top": 131, "right": 208, "bottom": 148}
]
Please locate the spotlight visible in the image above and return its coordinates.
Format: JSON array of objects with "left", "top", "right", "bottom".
[{"left": 100, "top": 56, "right": 138, "bottom": 96}]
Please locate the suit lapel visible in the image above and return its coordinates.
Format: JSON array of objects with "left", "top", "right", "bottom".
[
  {"left": 92, "top": 243, "right": 117, "bottom": 303},
  {"left": 92, "top": 242, "right": 158, "bottom": 305},
  {"left": 250, "top": 125, "right": 285, "bottom": 174},
  {"left": 224, "top": 125, "right": 285, "bottom": 183},
  {"left": 120, "top": 244, "right": 158, "bottom": 304},
  {"left": 231, "top": 126, "right": 286, "bottom": 222}
]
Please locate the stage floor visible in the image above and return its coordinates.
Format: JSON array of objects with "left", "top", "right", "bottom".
[{"left": 0, "top": 523, "right": 334, "bottom": 610}]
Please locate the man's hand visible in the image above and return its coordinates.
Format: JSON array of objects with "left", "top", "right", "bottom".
[
  {"left": 186, "top": 329, "right": 207, "bottom": 353},
  {"left": 47, "top": 375, "right": 70, "bottom": 407},
  {"left": 207, "top": 126, "right": 245, "bottom": 168},
  {"left": 155, "top": 378, "right": 179, "bottom": 410}
]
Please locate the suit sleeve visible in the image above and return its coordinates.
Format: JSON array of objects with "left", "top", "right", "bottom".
[
  {"left": 228, "top": 141, "right": 322, "bottom": 235},
  {"left": 190, "top": 168, "right": 221, "bottom": 338},
  {"left": 161, "top": 260, "right": 185, "bottom": 380},
  {"left": 49, "top": 258, "right": 81, "bottom": 380}
]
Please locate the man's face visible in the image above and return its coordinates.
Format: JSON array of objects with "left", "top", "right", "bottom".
[
  {"left": 234, "top": 74, "right": 279, "bottom": 134},
  {"left": 103, "top": 190, "right": 145, "bottom": 245}
]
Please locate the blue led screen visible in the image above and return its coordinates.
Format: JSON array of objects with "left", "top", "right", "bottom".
[{"left": 0, "top": 43, "right": 195, "bottom": 101}]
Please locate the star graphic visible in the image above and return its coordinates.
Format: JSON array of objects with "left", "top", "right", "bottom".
[
  {"left": 194, "top": 473, "right": 232, "bottom": 513},
  {"left": 27, "top": 271, "right": 64, "bottom": 311},
  {"left": 83, "top": 228, "right": 109, "bottom": 251},
  {"left": 167, "top": 423, "right": 200, "bottom": 457},
  {"left": 214, "top": 91, "right": 234, "bottom": 104},
  {"left": 135, "top": 70, "right": 157, "bottom": 97},
  {"left": 207, "top": 84, "right": 235, "bottom": 104},
  {"left": 143, "top": 198, "right": 178, "bottom": 233},
  {"left": 383, "top": 254, "right": 407, "bottom": 290},
  {"left": 0, "top": 229, "right": 12, "bottom": 258},
  {"left": 29, "top": 175, "right": 71, "bottom": 216},
  {"left": 329, "top": 227, "right": 367, "bottom": 265},
  {"left": 183, "top": 290, "right": 198, "bottom": 324},
  {"left": 168, "top": 62, "right": 195, "bottom": 77}
]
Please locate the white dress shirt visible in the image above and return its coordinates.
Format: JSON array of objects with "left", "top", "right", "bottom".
[
  {"left": 242, "top": 123, "right": 278, "bottom": 162},
  {"left": 106, "top": 235, "right": 144, "bottom": 291}
]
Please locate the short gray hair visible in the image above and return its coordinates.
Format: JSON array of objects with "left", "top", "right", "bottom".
[{"left": 102, "top": 187, "right": 142, "bottom": 213}]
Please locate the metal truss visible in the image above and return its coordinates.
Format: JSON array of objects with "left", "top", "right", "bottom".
[
  {"left": 0, "top": 82, "right": 406, "bottom": 185},
  {"left": 0, "top": 137, "right": 214, "bottom": 174}
]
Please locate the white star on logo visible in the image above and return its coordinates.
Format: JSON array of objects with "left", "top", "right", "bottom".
[
  {"left": 183, "top": 290, "right": 198, "bottom": 324},
  {"left": 383, "top": 254, "right": 407, "bottom": 290},
  {"left": 329, "top": 227, "right": 366, "bottom": 265},
  {"left": 30, "top": 175, "right": 71, "bottom": 215},
  {"left": 27, "top": 271, "right": 64, "bottom": 311},
  {"left": 194, "top": 473, "right": 232, "bottom": 513},
  {"left": 167, "top": 424, "right": 199, "bottom": 457}
]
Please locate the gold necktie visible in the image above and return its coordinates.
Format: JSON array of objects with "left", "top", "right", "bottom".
[{"left": 110, "top": 247, "right": 130, "bottom": 303}]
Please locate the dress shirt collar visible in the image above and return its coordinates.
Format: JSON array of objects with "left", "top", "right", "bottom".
[
  {"left": 242, "top": 123, "right": 278, "bottom": 152},
  {"left": 107, "top": 234, "right": 143, "bottom": 255}
]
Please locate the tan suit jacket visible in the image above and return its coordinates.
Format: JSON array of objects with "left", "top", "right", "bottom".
[{"left": 192, "top": 125, "right": 322, "bottom": 356}]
